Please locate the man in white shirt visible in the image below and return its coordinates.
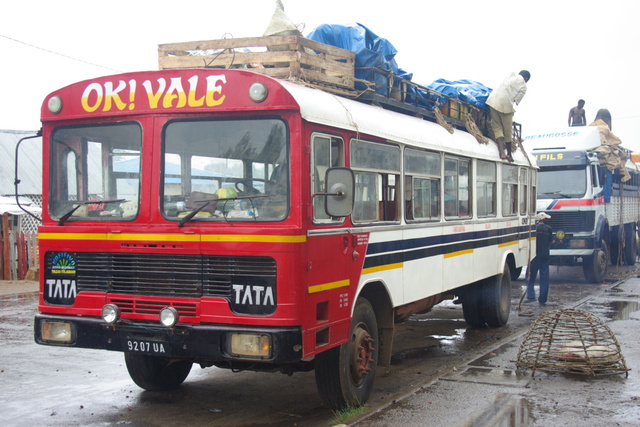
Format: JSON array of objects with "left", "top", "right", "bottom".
[{"left": 486, "top": 70, "right": 530, "bottom": 162}]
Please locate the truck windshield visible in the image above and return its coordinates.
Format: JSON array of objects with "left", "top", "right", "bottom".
[
  {"left": 537, "top": 167, "right": 587, "bottom": 199},
  {"left": 161, "top": 118, "right": 289, "bottom": 222},
  {"left": 49, "top": 122, "right": 142, "bottom": 222}
]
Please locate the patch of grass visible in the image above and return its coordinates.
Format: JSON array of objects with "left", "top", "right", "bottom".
[{"left": 330, "top": 404, "right": 369, "bottom": 425}]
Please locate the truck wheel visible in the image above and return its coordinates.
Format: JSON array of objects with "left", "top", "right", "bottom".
[
  {"left": 583, "top": 240, "right": 609, "bottom": 283},
  {"left": 461, "top": 282, "right": 485, "bottom": 328},
  {"left": 482, "top": 264, "right": 512, "bottom": 328},
  {"left": 124, "top": 353, "right": 192, "bottom": 391},
  {"left": 624, "top": 224, "right": 637, "bottom": 266},
  {"left": 315, "top": 298, "right": 378, "bottom": 410},
  {"left": 610, "top": 232, "right": 620, "bottom": 266}
]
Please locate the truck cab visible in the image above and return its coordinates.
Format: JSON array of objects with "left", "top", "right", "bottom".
[{"left": 527, "top": 127, "right": 639, "bottom": 282}]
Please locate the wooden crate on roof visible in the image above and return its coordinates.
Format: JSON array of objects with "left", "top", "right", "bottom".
[{"left": 158, "top": 36, "right": 356, "bottom": 90}]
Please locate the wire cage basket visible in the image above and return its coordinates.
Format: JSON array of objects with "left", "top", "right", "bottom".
[{"left": 516, "top": 308, "right": 629, "bottom": 377}]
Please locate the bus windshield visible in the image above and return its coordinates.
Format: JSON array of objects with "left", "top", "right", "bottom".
[
  {"left": 537, "top": 167, "right": 587, "bottom": 199},
  {"left": 162, "top": 118, "right": 289, "bottom": 222},
  {"left": 49, "top": 122, "right": 142, "bottom": 222}
]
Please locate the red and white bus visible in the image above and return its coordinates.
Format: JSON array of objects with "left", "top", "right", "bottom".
[{"left": 33, "top": 67, "right": 536, "bottom": 409}]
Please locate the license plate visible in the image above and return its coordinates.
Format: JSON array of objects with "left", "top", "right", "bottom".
[{"left": 126, "top": 339, "right": 169, "bottom": 355}]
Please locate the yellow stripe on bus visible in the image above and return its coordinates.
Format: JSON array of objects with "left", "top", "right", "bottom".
[
  {"left": 308, "top": 279, "right": 350, "bottom": 294},
  {"left": 39, "top": 232, "right": 306, "bottom": 243},
  {"left": 443, "top": 249, "right": 473, "bottom": 258},
  {"left": 498, "top": 241, "right": 518, "bottom": 248},
  {"left": 362, "top": 262, "right": 403, "bottom": 275},
  {"left": 39, "top": 232, "right": 107, "bottom": 240},
  {"left": 201, "top": 234, "right": 306, "bottom": 243}
]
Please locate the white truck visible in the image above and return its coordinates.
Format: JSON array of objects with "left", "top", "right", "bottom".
[{"left": 526, "top": 126, "right": 640, "bottom": 282}]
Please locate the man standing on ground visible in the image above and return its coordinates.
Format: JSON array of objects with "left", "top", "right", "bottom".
[
  {"left": 486, "top": 70, "right": 530, "bottom": 162},
  {"left": 527, "top": 212, "right": 553, "bottom": 306},
  {"left": 568, "top": 99, "right": 586, "bottom": 126}
]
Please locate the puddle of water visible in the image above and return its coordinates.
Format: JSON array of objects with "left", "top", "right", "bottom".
[
  {"left": 426, "top": 328, "right": 466, "bottom": 343},
  {"left": 443, "top": 366, "right": 532, "bottom": 387},
  {"left": 606, "top": 300, "right": 640, "bottom": 320},
  {"left": 588, "top": 300, "right": 640, "bottom": 320},
  {"left": 448, "top": 394, "right": 532, "bottom": 427}
]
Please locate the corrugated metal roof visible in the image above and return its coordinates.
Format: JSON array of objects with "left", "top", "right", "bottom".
[{"left": 0, "top": 129, "right": 42, "bottom": 196}]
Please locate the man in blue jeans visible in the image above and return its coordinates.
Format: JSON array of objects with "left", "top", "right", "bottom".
[{"left": 527, "top": 212, "right": 553, "bottom": 306}]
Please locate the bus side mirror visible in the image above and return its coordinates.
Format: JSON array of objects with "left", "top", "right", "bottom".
[{"left": 325, "top": 167, "right": 354, "bottom": 217}]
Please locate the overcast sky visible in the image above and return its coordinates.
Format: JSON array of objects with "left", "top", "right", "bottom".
[{"left": 2, "top": 0, "right": 639, "bottom": 149}]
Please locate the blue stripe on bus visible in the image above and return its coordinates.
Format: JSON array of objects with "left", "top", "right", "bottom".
[
  {"left": 363, "top": 225, "right": 533, "bottom": 269},
  {"left": 366, "top": 225, "right": 530, "bottom": 255}
]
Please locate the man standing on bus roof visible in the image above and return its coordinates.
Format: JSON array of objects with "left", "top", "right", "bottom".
[
  {"left": 486, "top": 70, "right": 530, "bottom": 163},
  {"left": 568, "top": 99, "right": 586, "bottom": 126},
  {"left": 526, "top": 212, "right": 553, "bottom": 307}
]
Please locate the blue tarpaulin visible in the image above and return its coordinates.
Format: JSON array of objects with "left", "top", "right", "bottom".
[
  {"left": 307, "top": 23, "right": 412, "bottom": 93},
  {"left": 427, "top": 79, "right": 492, "bottom": 109},
  {"left": 306, "top": 23, "right": 491, "bottom": 110}
]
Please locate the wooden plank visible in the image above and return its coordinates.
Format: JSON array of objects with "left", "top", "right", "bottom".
[{"left": 158, "top": 35, "right": 355, "bottom": 89}]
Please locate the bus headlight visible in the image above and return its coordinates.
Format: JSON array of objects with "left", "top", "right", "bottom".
[
  {"left": 159, "top": 307, "right": 179, "bottom": 327},
  {"left": 101, "top": 304, "right": 120, "bottom": 324},
  {"left": 228, "top": 333, "right": 271, "bottom": 358},
  {"left": 41, "top": 320, "right": 73, "bottom": 343}
]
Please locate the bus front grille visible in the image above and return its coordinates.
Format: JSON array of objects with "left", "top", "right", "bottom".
[{"left": 72, "top": 253, "right": 276, "bottom": 299}]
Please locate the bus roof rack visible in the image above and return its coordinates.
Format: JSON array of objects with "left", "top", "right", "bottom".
[{"left": 158, "top": 35, "right": 491, "bottom": 138}]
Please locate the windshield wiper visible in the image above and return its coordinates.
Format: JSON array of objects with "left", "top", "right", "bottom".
[
  {"left": 178, "top": 195, "right": 269, "bottom": 227},
  {"left": 58, "top": 199, "right": 126, "bottom": 225}
]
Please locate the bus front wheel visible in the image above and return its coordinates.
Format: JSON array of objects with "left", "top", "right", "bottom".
[
  {"left": 124, "top": 353, "right": 192, "bottom": 391},
  {"left": 314, "top": 298, "right": 379, "bottom": 410}
]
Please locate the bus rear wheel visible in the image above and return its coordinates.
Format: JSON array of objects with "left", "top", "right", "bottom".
[
  {"left": 314, "top": 298, "right": 378, "bottom": 410},
  {"left": 461, "top": 282, "right": 485, "bottom": 328},
  {"left": 482, "top": 264, "right": 512, "bottom": 328},
  {"left": 124, "top": 353, "right": 192, "bottom": 391},
  {"left": 583, "top": 240, "right": 609, "bottom": 283}
]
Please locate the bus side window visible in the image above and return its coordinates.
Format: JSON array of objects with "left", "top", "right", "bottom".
[
  {"left": 530, "top": 169, "right": 537, "bottom": 216},
  {"left": 404, "top": 148, "right": 441, "bottom": 221},
  {"left": 477, "top": 160, "right": 496, "bottom": 217},
  {"left": 502, "top": 164, "right": 518, "bottom": 217},
  {"left": 519, "top": 168, "right": 528, "bottom": 215},
  {"left": 350, "top": 140, "right": 401, "bottom": 224},
  {"left": 311, "top": 134, "right": 344, "bottom": 222},
  {"left": 444, "top": 157, "right": 471, "bottom": 219}
]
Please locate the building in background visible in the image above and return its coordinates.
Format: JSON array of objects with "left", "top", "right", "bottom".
[{"left": 0, "top": 129, "right": 42, "bottom": 279}]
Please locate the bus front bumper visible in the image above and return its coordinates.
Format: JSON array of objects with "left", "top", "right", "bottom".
[{"left": 34, "top": 313, "right": 303, "bottom": 364}]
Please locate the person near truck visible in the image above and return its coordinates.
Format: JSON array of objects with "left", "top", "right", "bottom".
[
  {"left": 527, "top": 212, "right": 553, "bottom": 306},
  {"left": 568, "top": 99, "right": 586, "bottom": 126},
  {"left": 486, "top": 70, "right": 530, "bottom": 162}
]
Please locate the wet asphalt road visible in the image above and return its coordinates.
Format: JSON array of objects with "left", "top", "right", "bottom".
[{"left": 0, "top": 265, "right": 637, "bottom": 426}]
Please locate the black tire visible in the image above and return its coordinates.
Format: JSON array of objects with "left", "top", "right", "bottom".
[
  {"left": 510, "top": 266, "right": 523, "bottom": 281},
  {"left": 610, "top": 232, "right": 620, "bottom": 266},
  {"left": 583, "top": 240, "right": 609, "bottom": 283},
  {"left": 482, "top": 264, "right": 512, "bottom": 328},
  {"left": 461, "top": 282, "right": 485, "bottom": 328},
  {"left": 124, "top": 353, "right": 192, "bottom": 391},
  {"left": 624, "top": 224, "right": 637, "bottom": 266},
  {"left": 315, "top": 298, "right": 378, "bottom": 410}
]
